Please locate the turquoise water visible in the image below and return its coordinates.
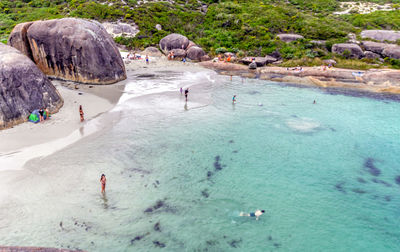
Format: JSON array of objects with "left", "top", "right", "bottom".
[{"left": 1, "top": 71, "right": 400, "bottom": 251}]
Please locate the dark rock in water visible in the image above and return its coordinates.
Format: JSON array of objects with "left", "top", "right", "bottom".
[
  {"left": 357, "top": 177, "right": 367, "bottom": 183},
  {"left": 131, "top": 233, "right": 149, "bottom": 244},
  {"left": 153, "top": 241, "right": 166, "bottom": 248},
  {"left": 371, "top": 178, "right": 392, "bottom": 187},
  {"left": 8, "top": 18, "right": 126, "bottom": 84},
  {"left": 335, "top": 182, "right": 346, "bottom": 194},
  {"left": 144, "top": 207, "right": 153, "bottom": 213},
  {"left": 268, "top": 235, "right": 272, "bottom": 241},
  {"left": 207, "top": 171, "right": 213, "bottom": 178},
  {"left": 154, "top": 222, "right": 161, "bottom": 232},
  {"left": 214, "top": 156, "right": 223, "bottom": 171},
  {"left": 159, "top": 33, "right": 189, "bottom": 54},
  {"left": 274, "top": 243, "right": 281, "bottom": 248},
  {"left": 395, "top": 176, "right": 400, "bottom": 185},
  {"left": 384, "top": 195, "right": 392, "bottom": 202},
  {"left": 232, "top": 150, "right": 238, "bottom": 154},
  {"left": 0, "top": 43, "right": 63, "bottom": 129},
  {"left": 206, "top": 240, "right": 218, "bottom": 246},
  {"left": 229, "top": 140, "right": 234, "bottom": 144},
  {"left": 186, "top": 46, "right": 206, "bottom": 61},
  {"left": 351, "top": 188, "right": 367, "bottom": 194},
  {"left": 201, "top": 189, "right": 209, "bottom": 198},
  {"left": 228, "top": 238, "right": 242, "bottom": 248},
  {"left": 144, "top": 200, "right": 166, "bottom": 213},
  {"left": 364, "top": 158, "right": 381, "bottom": 176}
]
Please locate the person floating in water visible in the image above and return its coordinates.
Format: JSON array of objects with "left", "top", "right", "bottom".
[
  {"left": 313, "top": 100, "right": 316, "bottom": 104},
  {"left": 232, "top": 95, "right": 237, "bottom": 104},
  {"left": 100, "top": 174, "right": 106, "bottom": 193},
  {"left": 79, "top": 105, "right": 84, "bottom": 122},
  {"left": 184, "top": 88, "right": 189, "bottom": 102},
  {"left": 240, "top": 209, "right": 265, "bottom": 221}
]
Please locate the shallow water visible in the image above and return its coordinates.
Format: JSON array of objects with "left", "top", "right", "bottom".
[{"left": 1, "top": 70, "right": 400, "bottom": 251}]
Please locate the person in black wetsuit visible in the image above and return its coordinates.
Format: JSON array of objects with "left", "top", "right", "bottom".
[
  {"left": 240, "top": 209, "right": 265, "bottom": 220},
  {"left": 184, "top": 88, "right": 189, "bottom": 102}
]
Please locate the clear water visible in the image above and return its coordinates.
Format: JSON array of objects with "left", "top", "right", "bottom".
[{"left": 1, "top": 69, "right": 400, "bottom": 252}]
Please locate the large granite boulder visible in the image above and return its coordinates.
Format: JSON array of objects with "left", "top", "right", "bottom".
[
  {"left": 142, "top": 46, "right": 162, "bottom": 57},
  {"left": 186, "top": 46, "right": 206, "bottom": 61},
  {"left": 169, "top": 49, "right": 186, "bottom": 60},
  {"left": 159, "top": 33, "right": 189, "bottom": 54},
  {"left": 360, "top": 30, "right": 400, "bottom": 42},
  {"left": 0, "top": 44, "right": 63, "bottom": 129},
  {"left": 382, "top": 45, "right": 400, "bottom": 59},
  {"left": 277, "top": 34, "right": 304, "bottom": 43},
  {"left": 362, "top": 41, "right": 388, "bottom": 54},
  {"left": 249, "top": 61, "right": 257, "bottom": 69},
  {"left": 8, "top": 18, "right": 126, "bottom": 84},
  {"left": 332, "top": 43, "right": 364, "bottom": 59},
  {"left": 187, "top": 40, "right": 197, "bottom": 50}
]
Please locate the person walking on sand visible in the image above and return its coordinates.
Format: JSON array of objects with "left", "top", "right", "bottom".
[
  {"left": 79, "top": 105, "right": 84, "bottom": 122},
  {"left": 184, "top": 88, "right": 189, "bottom": 102},
  {"left": 232, "top": 95, "right": 237, "bottom": 104},
  {"left": 240, "top": 209, "right": 265, "bottom": 221},
  {"left": 100, "top": 174, "right": 106, "bottom": 193}
]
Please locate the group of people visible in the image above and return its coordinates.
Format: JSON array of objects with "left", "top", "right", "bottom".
[{"left": 38, "top": 108, "right": 50, "bottom": 122}]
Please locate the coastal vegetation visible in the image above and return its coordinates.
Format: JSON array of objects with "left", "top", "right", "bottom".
[{"left": 1, "top": 0, "right": 400, "bottom": 68}]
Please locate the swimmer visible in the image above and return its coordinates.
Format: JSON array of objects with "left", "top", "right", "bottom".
[
  {"left": 313, "top": 100, "right": 316, "bottom": 104},
  {"left": 184, "top": 88, "right": 189, "bottom": 102},
  {"left": 100, "top": 174, "right": 106, "bottom": 193},
  {"left": 232, "top": 95, "right": 236, "bottom": 104},
  {"left": 240, "top": 209, "right": 265, "bottom": 221}
]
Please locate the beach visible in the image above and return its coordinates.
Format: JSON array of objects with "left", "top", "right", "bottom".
[{"left": 1, "top": 56, "right": 400, "bottom": 251}]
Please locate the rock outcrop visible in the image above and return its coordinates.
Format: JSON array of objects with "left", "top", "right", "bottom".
[
  {"left": 159, "top": 33, "right": 189, "bottom": 54},
  {"left": 142, "top": 47, "right": 162, "bottom": 57},
  {"left": 360, "top": 30, "right": 400, "bottom": 42},
  {"left": 277, "top": 34, "right": 304, "bottom": 43},
  {"left": 249, "top": 61, "right": 257, "bottom": 69},
  {"left": 364, "top": 51, "right": 381, "bottom": 59},
  {"left": 0, "top": 44, "right": 63, "bottom": 129},
  {"left": 102, "top": 22, "right": 139, "bottom": 38},
  {"left": 382, "top": 45, "right": 400, "bottom": 59},
  {"left": 8, "top": 18, "right": 126, "bottom": 84},
  {"left": 186, "top": 46, "right": 206, "bottom": 61},
  {"left": 241, "top": 56, "right": 276, "bottom": 66},
  {"left": 362, "top": 41, "right": 388, "bottom": 54},
  {"left": 332, "top": 43, "right": 364, "bottom": 59}
]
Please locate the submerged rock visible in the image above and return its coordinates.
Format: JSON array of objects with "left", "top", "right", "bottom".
[
  {"left": 8, "top": 18, "right": 126, "bottom": 84},
  {"left": 0, "top": 43, "right": 63, "bottom": 129}
]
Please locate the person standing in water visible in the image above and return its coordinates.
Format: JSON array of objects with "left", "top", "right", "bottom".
[
  {"left": 180, "top": 87, "right": 183, "bottom": 95},
  {"left": 240, "top": 209, "right": 265, "bottom": 221},
  {"left": 100, "top": 174, "right": 106, "bottom": 193},
  {"left": 79, "top": 105, "right": 84, "bottom": 122},
  {"left": 232, "top": 95, "right": 237, "bottom": 104},
  {"left": 184, "top": 88, "right": 189, "bottom": 102},
  {"left": 313, "top": 100, "right": 316, "bottom": 104}
]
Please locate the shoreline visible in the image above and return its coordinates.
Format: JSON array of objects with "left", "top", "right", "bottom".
[{"left": 199, "top": 61, "right": 400, "bottom": 95}]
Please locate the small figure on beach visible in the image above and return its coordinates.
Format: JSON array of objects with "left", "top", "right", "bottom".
[
  {"left": 145, "top": 54, "right": 149, "bottom": 64},
  {"left": 182, "top": 57, "right": 186, "bottom": 63},
  {"left": 100, "top": 174, "right": 106, "bottom": 193},
  {"left": 240, "top": 209, "right": 265, "bottom": 221},
  {"left": 39, "top": 108, "right": 44, "bottom": 122},
  {"left": 180, "top": 87, "right": 183, "bottom": 95},
  {"left": 45, "top": 108, "right": 50, "bottom": 119},
  {"left": 313, "top": 100, "right": 316, "bottom": 104},
  {"left": 184, "top": 88, "right": 189, "bottom": 102},
  {"left": 232, "top": 95, "right": 237, "bottom": 104},
  {"left": 79, "top": 105, "right": 84, "bottom": 122}
]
